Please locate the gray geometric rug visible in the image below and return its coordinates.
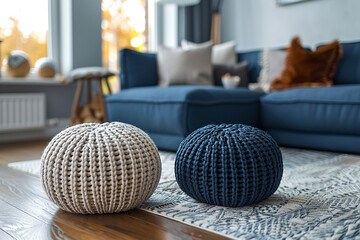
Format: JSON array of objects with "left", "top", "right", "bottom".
[{"left": 9, "top": 148, "right": 360, "bottom": 240}]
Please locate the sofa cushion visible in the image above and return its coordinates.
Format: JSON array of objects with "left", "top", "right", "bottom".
[
  {"left": 119, "top": 49, "right": 158, "bottom": 89},
  {"left": 106, "top": 86, "right": 265, "bottom": 139},
  {"left": 261, "top": 85, "right": 360, "bottom": 135},
  {"left": 332, "top": 41, "right": 360, "bottom": 84}
]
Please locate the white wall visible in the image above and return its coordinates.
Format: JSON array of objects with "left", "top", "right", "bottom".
[{"left": 221, "top": 0, "right": 360, "bottom": 51}]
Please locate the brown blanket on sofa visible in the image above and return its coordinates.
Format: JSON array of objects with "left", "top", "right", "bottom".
[{"left": 271, "top": 36, "right": 342, "bottom": 91}]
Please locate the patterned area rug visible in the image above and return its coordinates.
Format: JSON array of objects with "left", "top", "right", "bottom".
[{"left": 9, "top": 148, "right": 360, "bottom": 240}]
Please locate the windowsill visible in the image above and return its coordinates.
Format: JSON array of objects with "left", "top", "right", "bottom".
[{"left": 0, "top": 76, "right": 68, "bottom": 86}]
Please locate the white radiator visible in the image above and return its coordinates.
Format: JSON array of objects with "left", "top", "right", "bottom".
[{"left": 0, "top": 93, "right": 46, "bottom": 132}]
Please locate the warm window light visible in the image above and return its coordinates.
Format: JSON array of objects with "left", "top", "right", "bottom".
[
  {"left": 102, "top": 0, "right": 147, "bottom": 72},
  {"left": 131, "top": 36, "right": 145, "bottom": 48},
  {"left": 0, "top": 0, "right": 48, "bottom": 68},
  {"left": 102, "top": 0, "right": 148, "bottom": 93},
  {"left": 123, "top": 1, "right": 146, "bottom": 33}
]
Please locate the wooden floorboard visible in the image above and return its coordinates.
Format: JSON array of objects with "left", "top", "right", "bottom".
[
  {"left": 0, "top": 141, "right": 231, "bottom": 240},
  {"left": 0, "top": 140, "right": 49, "bottom": 165},
  {"left": 0, "top": 198, "right": 65, "bottom": 240}
]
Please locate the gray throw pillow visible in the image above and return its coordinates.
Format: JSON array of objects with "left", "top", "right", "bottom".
[
  {"left": 213, "top": 61, "right": 249, "bottom": 87},
  {"left": 157, "top": 45, "right": 213, "bottom": 86},
  {"left": 181, "top": 40, "right": 237, "bottom": 65}
]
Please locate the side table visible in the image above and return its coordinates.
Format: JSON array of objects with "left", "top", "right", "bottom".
[{"left": 69, "top": 67, "right": 114, "bottom": 126}]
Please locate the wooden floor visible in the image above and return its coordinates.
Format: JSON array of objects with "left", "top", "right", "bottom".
[
  {"left": 0, "top": 141, "right": 230, "bottom": 240},
  {"left": 0, "top": 140, "right": 49, "bottom": 165}
]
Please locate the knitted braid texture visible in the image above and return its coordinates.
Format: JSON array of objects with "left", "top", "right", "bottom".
[
  {"left": 41, "top": 122, "right": 161, "bottom": 214},
  {"left": 175, "top": 124, "right": 283, "bottom": 207}
]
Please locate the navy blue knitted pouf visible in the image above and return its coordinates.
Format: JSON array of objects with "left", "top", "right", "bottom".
[{"left": 175, "top": 124, "right": 283, "bottom": 207}]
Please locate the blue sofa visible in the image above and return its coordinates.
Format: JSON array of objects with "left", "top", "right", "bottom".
[{"left": 106, "top": 41, "right": 360, "bottom": 153}]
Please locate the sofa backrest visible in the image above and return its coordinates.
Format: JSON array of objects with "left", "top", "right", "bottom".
[
  {"left": 237, "top": 50, "right": 261, "bottom": 83},
  {"left": 119, "top": 41, "right": 360, "bottom": 89},
  {"left": 330, "top": 41, "right": 360, "bottom": 85},
  {"left": 119, "top": 48, "right": 263, "bottom": 89},
  {"left": 236, "top": 41, "right": 360, "bottom": 85},
  {"left": 119, "top": 49, "right": 158, "bottom": 89}
]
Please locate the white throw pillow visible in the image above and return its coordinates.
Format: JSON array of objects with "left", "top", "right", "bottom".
[
  {"left": 249, "top": 48, "right": 286, "bottom": 92},
  {"left": 157, "top": 44, "right": 213, "bottom": 86},
  {"left": 181, "top": 40, "right": 237, "bottom": 65}
]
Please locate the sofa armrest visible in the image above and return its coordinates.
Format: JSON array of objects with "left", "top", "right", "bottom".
[{"left": 119, "top": 49, "right": 159, "bottom": 89}]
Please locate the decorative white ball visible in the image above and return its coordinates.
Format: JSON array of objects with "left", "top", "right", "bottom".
[
  {"left": 6, "top": 50, "right": 31, "bottom": 78},
  {"left": 41, "top": 122, "right": 161, "bottom": 214},
  {"left": 35, "top": 57, "right": 57, "bottom": 78}
]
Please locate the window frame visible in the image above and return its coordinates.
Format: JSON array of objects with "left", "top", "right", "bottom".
[
  {"left": 0, "top": 0, "right": 58, "bottom": 78},
  {"left": 47, "top": 0, "right": 60, "bottom": 73}
]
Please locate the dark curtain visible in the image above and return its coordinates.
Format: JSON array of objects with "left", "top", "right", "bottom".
[{"left": 178, "top": 0, "right": 213, "bottom": 44}]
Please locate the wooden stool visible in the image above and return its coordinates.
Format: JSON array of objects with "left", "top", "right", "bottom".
[{"left": 69, "top": 67, "right": 115, "bottom": 126}]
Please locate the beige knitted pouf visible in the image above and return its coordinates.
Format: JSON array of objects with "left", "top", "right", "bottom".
[{"left": 40, "top": 122, "right": 161, "bottom": 214}]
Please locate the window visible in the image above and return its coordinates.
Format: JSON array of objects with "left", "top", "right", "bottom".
[
  {"left": 102, "top": 0, "right": 148, "bottom": 72},
  {"left": 0, "top": 0, "right": 49, "bottom": 69}
]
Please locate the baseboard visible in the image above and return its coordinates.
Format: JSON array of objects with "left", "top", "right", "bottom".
[{"left": 0, "top": 118, "right": 69, "bottom": 143}]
